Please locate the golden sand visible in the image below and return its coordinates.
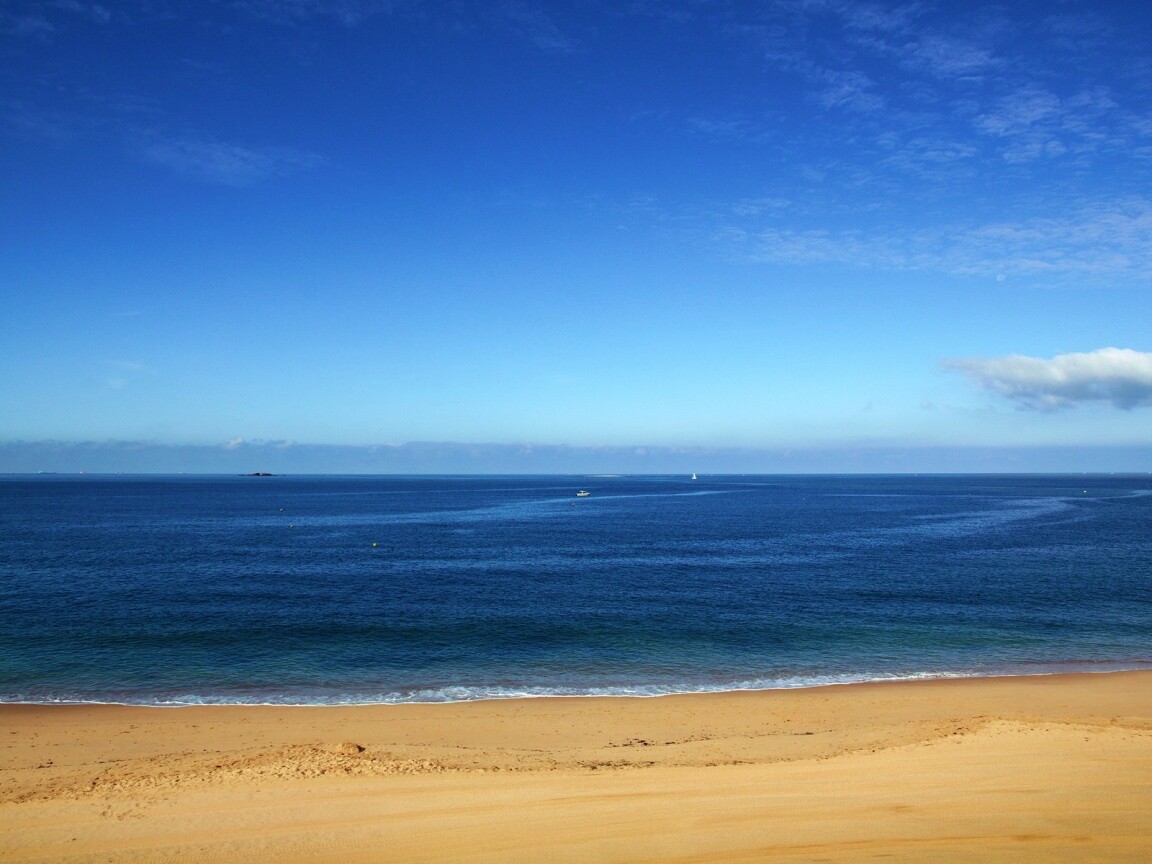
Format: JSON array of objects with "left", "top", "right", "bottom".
[{"left": 2, "top": 671, "right": 1150, "bottom": 862}]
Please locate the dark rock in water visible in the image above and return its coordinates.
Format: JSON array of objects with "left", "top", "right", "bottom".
[{"left": 245, "top": 472, "right": 275, "bottom": 477}]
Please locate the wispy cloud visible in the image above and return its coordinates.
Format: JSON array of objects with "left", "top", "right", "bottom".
[
  {"left": 98, "top": 359, "right": 158, "bottom": 391},
  {"left": 973, "top": 85, "right": 1071, "bottom": 162},
  {"left": 685, "top": 115, "right": 774, "bottom": 143},
  {"left": 1, "top": 99, "right": 78, "bottom": 144},
  {"left": 228, "top": 0, "right": 405, "bottom": 26},
  {"left": 945, "top": 348, "right": 1152, "bottom": 411},
  {"left": 721, "top": 196, "right": 1152, "bottom": 281},
  {"left": 2, "top": 101, "right": 324, "bottom": 186},
  {"left": 0, "top": 1, "right": 111, "bottom": 36},
  {"left": 54, "top": 1, "right": 111, "bottom": 24},
  {"left": 906, "top": 34, "right": 1000, "bottom": 78},
  {"left": 686, "top": 2, "right": 1152, "bottom": 208},
  {"left": 1, "top": 11, "right": 55, "bottom": 36},
  {"left": 499, "top": 2, "right": 580, "bottom": 54},
  {"left": 582, "top": 2, "right": 1152, "bottom": 285},
  {"left": 814, "top": 68, "right": 884, "bottom": 112},
  {"left": 134, "top": 131, "right": 325, "bottom": 185}
]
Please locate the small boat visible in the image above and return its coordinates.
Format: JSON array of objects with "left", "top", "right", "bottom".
[
  {"left": 576, "top": 490, "right": 591, "bottom": 497},
  {"left": 691, "top": 473, "right": 697, "bottom": 480}
]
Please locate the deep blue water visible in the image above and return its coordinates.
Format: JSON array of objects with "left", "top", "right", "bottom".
[{"left": 1, "top": 474, "right": 1150, "bottom": 704}]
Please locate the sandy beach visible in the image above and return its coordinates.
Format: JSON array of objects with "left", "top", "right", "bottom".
[{"left": 2, "top": 671, "right": 1150, "bottom": 863}]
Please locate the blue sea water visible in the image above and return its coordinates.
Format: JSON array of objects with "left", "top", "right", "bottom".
[{"left": 1, "top": 474, "right": 1150, "bottom": 705}]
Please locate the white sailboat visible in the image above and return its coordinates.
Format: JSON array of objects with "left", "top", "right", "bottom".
[{"left": 691, "top": 473, "right": 697, "bottom": 480}]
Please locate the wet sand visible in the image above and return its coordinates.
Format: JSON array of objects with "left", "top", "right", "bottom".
[{"left": 2, "top": 671, "right": 1150, "bottom": 862}]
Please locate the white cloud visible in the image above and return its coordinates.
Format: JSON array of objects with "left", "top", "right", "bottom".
[{"left": 944, "top": 348, "right": 1152, "bottom": 411}]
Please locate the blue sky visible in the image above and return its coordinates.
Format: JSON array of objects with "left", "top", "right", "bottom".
[{"left": 2, "top": 0, "right": 1151, "bottom": 472}]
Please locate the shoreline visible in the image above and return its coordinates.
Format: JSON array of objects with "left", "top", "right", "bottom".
[
  {"left": 6, "top": 662, "right": 1152, "bottom": 707},
  {"left": 3, "top": 670, "right": 1150, "bottom": 862}
]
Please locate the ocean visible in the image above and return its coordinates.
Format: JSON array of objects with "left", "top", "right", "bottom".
[{"left": 1, "top": 474, "right": 1149, "bottom": 705}]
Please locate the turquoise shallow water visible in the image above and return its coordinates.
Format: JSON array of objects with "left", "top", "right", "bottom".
[{"left": 1, "top": 474, "right": 1150, "bottom": 704}]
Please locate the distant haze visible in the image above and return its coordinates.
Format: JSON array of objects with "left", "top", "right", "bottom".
[{"left": 1, "top": 440, "right": 1148, "bottom": 475}]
